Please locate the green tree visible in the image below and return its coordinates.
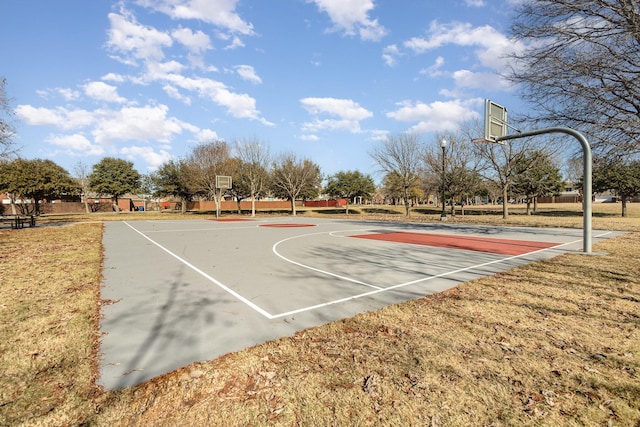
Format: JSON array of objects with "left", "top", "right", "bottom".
[
  {"left": 0, "top": 158, "right": 79, "bottom": 215},
  {"left": 271, "top": 153, "right": 322, "bottom": 216},
  {"left": 593, "top": 159, "right": 640, "bottom": 218},
  {"left": 89, "top": 157, "right": 141, "bottom": 212},
  {"left": 445, "top": 166, "right": 485, "bottom": 216},
  {"left": 325, "top": 170, "right": 376, "bottom": 214},
  {"left": 152, "top": 159, "right": 192, "bottom": 213},
  {"left": 512, "top": 150, "right": 564, "bottom": 214}
]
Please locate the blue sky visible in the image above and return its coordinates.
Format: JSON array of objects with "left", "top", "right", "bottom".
[{"left": 2, "top": 0, "right": 525, "bottom": 181}]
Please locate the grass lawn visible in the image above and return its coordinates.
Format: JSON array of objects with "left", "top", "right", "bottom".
[{"left": 1, "top": 203, "right": 638, "bottom": 426}]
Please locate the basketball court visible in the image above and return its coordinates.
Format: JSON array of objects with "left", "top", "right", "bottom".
[{"left": 98, "top": 217, "right": 622, "bottom": 389}]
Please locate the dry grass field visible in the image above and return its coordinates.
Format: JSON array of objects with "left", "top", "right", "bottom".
[{"left": 1, "top": 203, "right": 638, "bottom": 426}]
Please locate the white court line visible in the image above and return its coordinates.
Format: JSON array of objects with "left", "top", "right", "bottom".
[
  {"left": 144, "top": 220, "right": 270, "bottom": 233},
  {"left": 145, "top": 224, "right": 262, "bottom": 233},
  {"left": 121, "top": 220, "right": 613, "bottom": 320},
  {"left": 122, "top": 221, "right": 275, "bottom": 319},
  {"left": 268, "top": 231, "right": 614, "bottom": 319},
  {"left": 272, "top": 230, "right": 382, "bottom": 290}
]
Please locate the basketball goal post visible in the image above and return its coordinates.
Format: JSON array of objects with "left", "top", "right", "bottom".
[
  {"left": 485, "top": 99, "right": 508, "bottom": 143},
  {"left": 215, "top": 175, "right": 232, "bottom": 218},
  {"left": 476, "top": 100, "right": 594, "bottom": 253}
]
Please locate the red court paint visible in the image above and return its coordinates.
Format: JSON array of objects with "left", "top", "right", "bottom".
[
  {"left": 350, "top": 232, "right": 557, "bottom": 256},
  {"left": 209, "top": 218, "right": 255, "bottom": 222},
  {"left": 259, "top": 224, "right": 316, "bottom": 228}
]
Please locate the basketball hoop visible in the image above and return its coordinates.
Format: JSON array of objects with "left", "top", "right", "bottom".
[
  {"left": 216, "top": 175, "right": 232, "bottom": 189},
  {"left": 483, "top": 99, "right": 508, "bottom": 144},
  {"left": 471, "top": 137, "right": 496, "bottom": 144}
]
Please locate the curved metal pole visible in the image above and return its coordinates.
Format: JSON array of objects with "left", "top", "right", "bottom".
[{"left": 496, "top": 127, "right": 592, "bottom": 253}]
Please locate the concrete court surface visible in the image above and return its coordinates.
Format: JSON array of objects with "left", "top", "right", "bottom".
[{"left": 99, "top": 217, "right": 623, "bottom": 389}]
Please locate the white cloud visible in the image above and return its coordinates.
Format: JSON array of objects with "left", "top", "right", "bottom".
[
  {"left": 162, "top": 85, "right": 192, "bottom": 104},
  {"left": 301, "top": 97, "right": 372, "bottom": 120},
  {"left": 120, "top": 145, "right": 173, "bottom": 170},
  {"left": 102, "top": 72, "right": 126, "bottom": 83},
  {"left": 310, "top": 0, "right": 387, "bottom": 41},
  {"left": 83, "top": 81, "right": 127, "bottom": 103},
  {"left": 222, "top": 35, "right": 245, "bottom": 50},
  {"left": 382, "top": 44, "right": 401, "bottom": 67},
  {"left": 235, "top": 65, "right": 262, "bottom": 84},
  {"left": 196, "top": 128, "right": 220, "bottom": 142},
  {"left": 159, "top": 73, "right": 272, "bottom": 124},
  {"left": 398, "top": 21, "right": 526, "bottom": 92},
  {"left": 404, "top": 21, "right": 522, "bottom": 70},
  {"left": 57, "top": 88, "right": 81, "bottom": 101},
  {"left": 135, "top": 0, "right": 254, "bottom": 35},
  {"left": 15, "top": 105, "right": 95, "bottom": 130},
  {"left": 102, "top": 7, "right": 271, "bottom": 125},
  {"left": 91, "top": 104, "right": 184, "bottom": 144},
  {"left": 171, "top": 27, "right": 212, "bottom": 54},
  {"left": 386, "top": 98, "right": 482, "bottom": 133},
  {"left": 46, "top": 134, "right": 105, "bottom": 156},
  {"left": 465, "top": 0, "right": 485, "bottom": 6},
  {"left": 452, "top": 69, "right": 514, "bottom": 91},
  {"left": 15, "top": 103, "right": 207, "bottom": 165},
  {"left": 35, "top": 88, "right": 81, "bottom": 101},
  {"left": 215, "top": 88, "right": 271, "bottom": 124},
  {"left": 106, "top": 10, "right": 173, "bottom": 65},
  {"left": 420, "top": 56, "right": 446, "bottom": 77},
  {"left": 143, "top": 60, "right": 186, "bottom": 82},
  {"left": 300, "top": 97, "right": 373, "bottom": 134}
]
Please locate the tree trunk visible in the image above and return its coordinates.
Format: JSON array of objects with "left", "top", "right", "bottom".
[
  {"left": 214, "top": 189, "right": 221, "bottom": 218},
  {"left": 621, "top": 196, "right": 628, "bottom": 217},
  {"left": 345, "top": 200, "right": 350, "bottom": 215},
  {"left": 502, "top": 185, "right": 509, "bottom": 219},
  {"left": 403, "top": 186, "right": 410, "bottom": 216},
  {"left": 251, "top": 192, "right": 256, "bottom": 217},
  {"left": 291, "top": 198, "right": 297, "bottom": 216}
]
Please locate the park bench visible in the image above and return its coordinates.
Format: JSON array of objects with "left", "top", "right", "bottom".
[{"left": 0, "top": 214, "right": 36, "bottom": 229}]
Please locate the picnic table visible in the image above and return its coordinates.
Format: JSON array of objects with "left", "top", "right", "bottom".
[{"left": 0, "top": 214, "right": 36, "bottom": 229}]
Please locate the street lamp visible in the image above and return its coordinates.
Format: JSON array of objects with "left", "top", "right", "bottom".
[{"left": 440, "top": 139, "right": 447, "bottom": 221}]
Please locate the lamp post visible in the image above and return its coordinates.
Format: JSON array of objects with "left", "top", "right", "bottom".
[{"left": 440, "top": 139, "right": 447, "bottom": 221}]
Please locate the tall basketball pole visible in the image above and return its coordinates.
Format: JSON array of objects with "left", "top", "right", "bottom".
[{"left": 496, "top": 127, "right": 593, "bottom": 253}]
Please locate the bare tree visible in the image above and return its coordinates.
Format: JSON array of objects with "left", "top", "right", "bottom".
[
  {"left": 271, "top": 153, "right": 322, "bottom": 216},
  {"left": 0, "top": 78, "right": 18, "bottom": 160},
  {"left": 369, "top": 133, "right": 424, "bottom": 216},
  {"left": 233, "top": 138, "right": 270, "bottom": 217},
  {"left": 424, "top": 132, "right": 483, "bottom": 217},
  {"left": 73, "top": 161, "right": 92, "bottom": 213},
  {"left": 473, "top": 137, "right": 539, "bottom": 218},
  {"left": 183, "top": 141, "right": 233, "bottom": 214},
  {"left": 508, "top": 0, "right": 640, "bottom": 157}
]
